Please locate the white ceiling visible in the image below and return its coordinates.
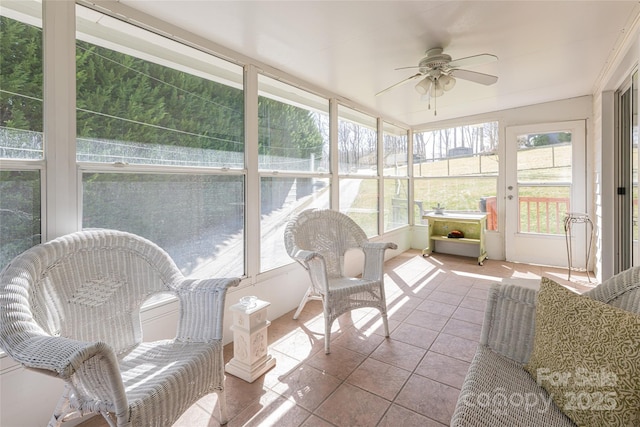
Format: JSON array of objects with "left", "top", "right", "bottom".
[{"left": 118, "top": 1, "right": 640, "bottom": 127}]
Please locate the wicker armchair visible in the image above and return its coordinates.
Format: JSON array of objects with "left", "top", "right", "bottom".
[
  {"left": 0, "top": 229, "right": 240, "bottom": 427},
  {"left": 284, "top": 209, "right": 397, "bottom": 354}
]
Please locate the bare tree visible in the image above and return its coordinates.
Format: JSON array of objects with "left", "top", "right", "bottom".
[{"left": 484, "top": 122, "right": 499, "bottom": 152}]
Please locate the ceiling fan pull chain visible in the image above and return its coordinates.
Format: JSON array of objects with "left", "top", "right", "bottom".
[{"left": 434, "top": 92, "right": 437, "bottom": 116}]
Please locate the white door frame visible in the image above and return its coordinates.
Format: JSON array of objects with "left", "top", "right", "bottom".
[{"left": 504, "top": 120, "right": 587, "bottom": 267}]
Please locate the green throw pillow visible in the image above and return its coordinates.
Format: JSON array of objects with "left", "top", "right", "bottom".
[{"left": 524, "top": 277, "right": 640, "bottom": 427}]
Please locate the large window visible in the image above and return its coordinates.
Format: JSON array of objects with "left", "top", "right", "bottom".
[
  {"left": 76, "top": 5, "right": 245, "bottom": 277},
  {"left": 258, "top": 75, "right": 330, "bottom": 272},
  {"left": 82, "top": 174, "right": 244, "bottom": 278},
  {"left": 338, "top": 106, "right": 378, "bottom": 236},
  {"left": 0, "top": 170, "right": 41, "bottom": 268},
  {"left": 414, "top": 122, "right": 499, "bottom": 229},
  {"left": 2, "top": 2, "right": 423, "bottom": 280},
  {"left": 0, "top": 4, "right": 43, "bottom": 270}
]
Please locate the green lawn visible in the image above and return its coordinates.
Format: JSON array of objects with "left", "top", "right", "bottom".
[{"left": 349, "top": 144, "right": 577, "bottom": 235}]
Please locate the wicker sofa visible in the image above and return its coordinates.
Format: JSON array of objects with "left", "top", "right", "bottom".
[{"left": 451, "top": 269, "right": 640, "bottom": 426}]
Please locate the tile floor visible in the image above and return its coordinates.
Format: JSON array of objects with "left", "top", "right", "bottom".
[{"left": 79, "top": 250, "right": 593, "bottom": 427}]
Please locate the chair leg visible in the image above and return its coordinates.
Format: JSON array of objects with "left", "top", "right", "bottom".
[
  {"left": 293, "top": 287, "right": 312, "bottom": 320},
  {"left": 48, "top": 387, "right": 72, "bottom": 427},
  {"left": 217, "top": 389, "right": 229, "bottom": 425},
  {"left": 324, "top": 315, "right": 334, "bottom": 354},
  {"left": 381, "top": 310, "right": 390, "bottom": 337}
]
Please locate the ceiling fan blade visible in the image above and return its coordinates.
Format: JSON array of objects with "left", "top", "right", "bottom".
[
  {"left": 394, "top": 65, "right": 420, "bottom": 71},
  {"left": 448, "top": 53, "right": 498, "bottom": 69},
  {"left": 375, "top": 73, "right": 423, "bottom": 96},
  {"left": 450, "top": 69, "right": 498, "bottom": 85}
]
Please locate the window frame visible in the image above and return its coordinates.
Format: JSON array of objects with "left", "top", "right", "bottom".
[
  {"left": 0, "top": 3, "right": 45, "bottom": 270},
  {"left": 256, "top": 72, "right": 331, "bottom": 273},
  {"left": 382, "top": 121, "right": 410, "bottom": 232},
  {"left": 75, "top": 4, "right": 248, "bottom": 278}
]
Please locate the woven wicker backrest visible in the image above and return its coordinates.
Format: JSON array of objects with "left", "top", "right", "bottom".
[
  {"left": 584, "top": 265, "right": 640, "bottom": 313},
  {"left": 0, "top": 229, "right": 183, "bottom": 355},
  {"left": 284, "top": 209, "right": 368, "bottom": 278}
]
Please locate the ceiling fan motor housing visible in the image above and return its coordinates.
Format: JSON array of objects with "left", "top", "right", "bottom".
[{"left": 419, "top": 53, "right": 452, "bottom": 73}]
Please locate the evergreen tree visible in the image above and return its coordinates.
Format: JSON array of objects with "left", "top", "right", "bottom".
[{"left": 0, "top": 16, "right": 43, "bottom": 131}]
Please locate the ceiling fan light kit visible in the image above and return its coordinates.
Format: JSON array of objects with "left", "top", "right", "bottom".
[
  {"left": 376, "top": 47, "right": 498, "bottom": 115},
  {"left": 439, "top": 74, "right": 456, "bottom": 91},
  {"left": 415, "top": 77, "right": 432, "bottom": 94}
]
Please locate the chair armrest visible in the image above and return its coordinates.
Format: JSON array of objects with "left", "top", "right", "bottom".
[
  {"left": 174, "top": 277, "right": 241, "bottom": 342},
  {"left": 285, "top": 248, "right": 330, "bottom": 295},
  {"left": 6, "top": 334, "right": 117, "bottom": 379},
  {"left": 9, "top": 334, "right": 128, "bottom": 419},
  {"left": 480, "top": 281, "right": 539, "bottom": 364},
  {"left": 363, "top": 242, "right": 398, "bottom": 251},
  {"left": 362, "top": 241, "right": 397, "bottom": 280},
  {"left": 288, "top": 248, "right": 319, "bottom": 266}
]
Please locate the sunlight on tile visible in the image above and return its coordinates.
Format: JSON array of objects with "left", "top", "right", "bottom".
[{"left": 77, "top": 250, "right": 595, "bottom": 427}]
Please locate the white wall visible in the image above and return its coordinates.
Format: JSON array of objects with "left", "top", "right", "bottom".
[
  {"left": 594, "top": 91, "right": 616, "bottom": 281},
  {"left": 592, "top": 29, "right": 640, "bottom": 281}
]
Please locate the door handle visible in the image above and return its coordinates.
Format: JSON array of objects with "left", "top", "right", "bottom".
[
  {"left": 508, "top": 195, "right": 513, "bottom": 200},
  {"left": 508, "top": 185, "right": 513, "bottom": 190}
]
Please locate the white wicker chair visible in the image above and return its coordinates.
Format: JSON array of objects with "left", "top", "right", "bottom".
[
  {"left": 0, "top": 229, "right": 240, "bottom": 427},
  {"left": 284, "top": 209, "right": 397, "bottom": 354}
]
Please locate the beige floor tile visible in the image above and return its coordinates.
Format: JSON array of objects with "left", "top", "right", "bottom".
[
  {"left": 434, "top": 281, "right": 474, "bottom": 296},
  {"left": 300, "top": 415, "right": 335, "bottom": 427},
  {"left": 414, "top": 351, "right": 470, "bottom": 389},
  {"left": 425, "top": 289, "right": 465, "bottom": 305},
  {"left": 346, "top": 358, "right": 411, "bottom": 401},
  {"left": 441, "top": 318, "right": 483, "bottom": 342},
  {"left": 395, "top": 375, "right": 459, "bottom": 425},
  {"left": 470, "top": 278, "right": 496, "bottom": 290},
  {"left": 188, "top": 395, "right": 228, "bottom": 426},
  {"left": 384, "top": 297, "right": 418, "bottom": 322},
  {"left": 352, "top": 309, "right": 392, "bottom": 336},
  {"left": 377, "top": 404, "right": 448, "bottom": 427},
  {"left": 268, "top": 313, "right": 304, "bottom": 343},
  {"left": 403, "top": 308, "right": 450, "bottom": 331},
  {"left": 465, "top": 286, "right": 490, "bottom": 300},
  {"left": 458, "top": 295, "right": 487, "bottom": 311},
  {"left": 389, "top": 322, "right": 439, "bottom": 350},
  {"left": 410, "top": 282, "right": 438, "bottom": 299},
  {"left": 314, "top": 383, "right": 391, "bottom": 427},
  {"left": 305, "top": 345, "right": 367, "bottom": 380},
  {"left": 226, "top": 390, "right": 310, "bottom": 427},
  {"left": 415, "top": 299, "right": 457, "bottom": 316},
  {"left": 429, "top": 332, "right": 479, "bottom": 363},
  {"left": 270, "top": 364, "right": 341, "bottom": 412},
  {"left": 451, "top": 306, "right": 485, "bottom": 325},
  {"left": 261, "top": 348, "right": 305, "bottom": 389},
  {"left": 269, "top": 328, "right": 324, "bottom": 361},
  {"left": 370, "top": 339, "right": 427, "bottom": 371},
  {"left": 331, "top": 326, "right": 387, "bottom": 355},
  {"left": 221, "top": 375, "right": 269, "bottom": 420}
]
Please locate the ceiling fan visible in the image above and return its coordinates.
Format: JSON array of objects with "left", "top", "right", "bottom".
[{"left": 376, "top": 47, "right": 498, "bottom": 114}]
